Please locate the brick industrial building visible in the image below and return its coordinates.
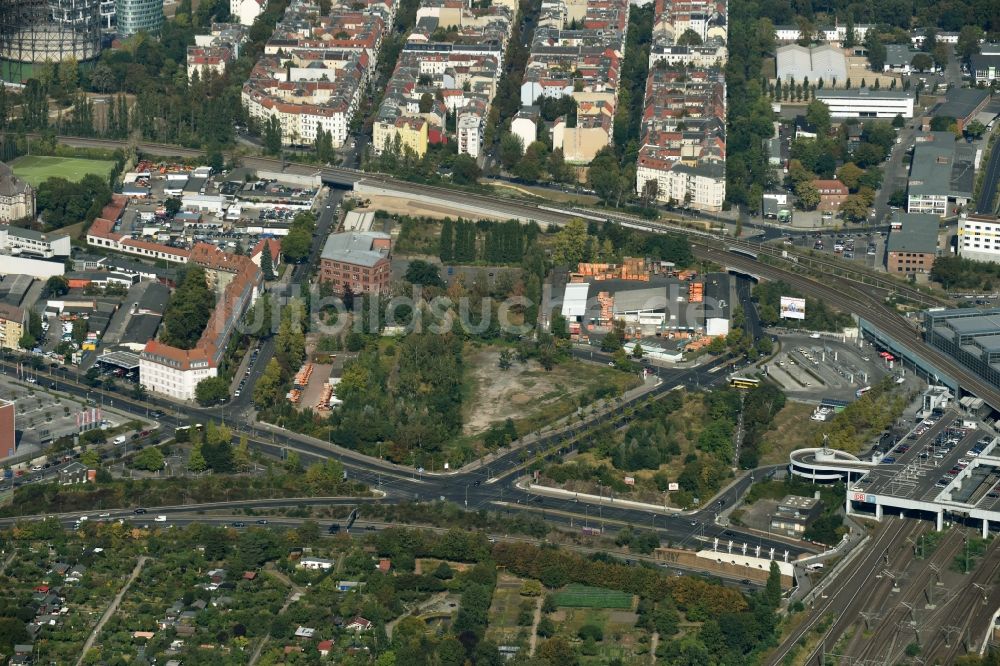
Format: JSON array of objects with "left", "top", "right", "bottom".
[
  {"left": 886, "top": 212, "right": 939, "bottom": 275},
  {"left": 319, "top": 231, "right": 392, "bottom": 295}
]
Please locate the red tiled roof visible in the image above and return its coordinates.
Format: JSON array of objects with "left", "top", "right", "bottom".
[
  {"left": 142, "top": 340, "right": 214, "bottom": 369},
  {"left": 251, "top": 238, "right": 281, "bottom": 262},
  {"left": 812, "top": 179, "right": 849, "bottom": 194}
]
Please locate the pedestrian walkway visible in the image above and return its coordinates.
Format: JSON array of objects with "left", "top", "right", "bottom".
[{"left": 75, "top": 556, "right": 148, "bottom": 666}]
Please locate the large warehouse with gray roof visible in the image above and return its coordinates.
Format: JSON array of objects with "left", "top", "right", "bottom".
[{"left": 776, "top": 44, "right": 847, "bottom": 85}]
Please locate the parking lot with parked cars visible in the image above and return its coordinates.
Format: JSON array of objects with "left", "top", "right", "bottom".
[
  {"left": 781, "top": 230, "right": 887, "bottom": 269},
  {"left": 233, "top": 345, "right": 261, "bottom": 398}
]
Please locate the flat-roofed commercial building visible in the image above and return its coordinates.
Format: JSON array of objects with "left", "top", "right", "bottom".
[
  {"left": 814, "top": 88, "right": 916, "bottom": 119},
  {"left": 886, "top": 213, "right": 939, "bottom": 275},
  {"left": 933, "top": 88, "right": 991, "bottom": 133},
  {"left": 959, "top": 214, "right": 1000, "bottom": 263},
  {"left": 906, "top": 132, "right": 975, "bottom": 217},
  {"left": 925, "top": 308, "right": 1000, "bottom": 390}
]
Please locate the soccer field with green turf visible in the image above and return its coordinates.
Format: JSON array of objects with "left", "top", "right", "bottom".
[{"left": 9, "top": 155, "right": 116, "bottom": 187}]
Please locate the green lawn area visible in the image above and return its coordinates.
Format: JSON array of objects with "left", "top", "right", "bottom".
[
  {"left": 552, "top": 584, "right": 634, "bottom": 609},
  {"left": 10, "top": 155, "right": 116, "bottom": 187}
]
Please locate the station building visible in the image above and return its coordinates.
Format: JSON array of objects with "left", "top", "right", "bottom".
[{"left": 790, "top": 404, "right": 1000, "bottom": 538}]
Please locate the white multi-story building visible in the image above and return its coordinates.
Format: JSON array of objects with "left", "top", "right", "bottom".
[
  {"left": 186, "top": 45, "right": 232, "bottom": 79},
  {"left": 510, "top": 108, "right": 539, "bottom": 152},
  {"left": 139, "top": 343, "right": 218, "bottom": 400},
  {"left": 774, "top": 23, "right": 871, "bottom": 44},
  {"left": 0, "top": 227, "right": 70, "bottom": 258},
  {"left": 958, "top": 214, "right": 1000, "bottom": 263},
  {"left": 911, "top": 29, "right": 960, "bottom": 47},
  {"left": 187, "top": 23, "right": 248, "bottom": 79},
  {"left": 813, "top": 88, "right": 916, "bottom": 118},
  {"left": 648, "top": 44, "right": 727, "bottom": 68},
  {"left": 457, "top": 113, "right": 483, "bottom": 158},
  {"left": 635, "top": 157, "right": 725, "bottom": 211}
]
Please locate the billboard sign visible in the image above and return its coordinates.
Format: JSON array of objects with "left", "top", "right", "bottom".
[
  {"left": 780, "top": 296, "right": 806, "bottom": 320},
  {"left": 668, "top": 482, "right": 680, "bottom": 491}
]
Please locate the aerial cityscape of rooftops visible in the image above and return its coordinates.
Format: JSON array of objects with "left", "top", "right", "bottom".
[{"left": 3, "top": 0, "right": 1000, "bottom": 661}]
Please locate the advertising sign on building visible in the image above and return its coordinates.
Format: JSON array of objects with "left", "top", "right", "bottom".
[{"left": 780, "top": 296, "right": 806, "bottom": 320}]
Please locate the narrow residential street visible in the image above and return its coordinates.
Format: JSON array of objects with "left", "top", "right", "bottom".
[{"left": 74, "top": 556, "right": 148, "bottom": 666}]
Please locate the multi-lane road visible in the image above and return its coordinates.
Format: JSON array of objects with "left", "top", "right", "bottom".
[
  {"left": 4, "top": 341, "right": 815, "bottom": 563},
  {"left": 26, "top": 132, "right": 1000, "bottom": 580}
]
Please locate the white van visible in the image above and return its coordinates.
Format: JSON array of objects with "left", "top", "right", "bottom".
[
  {"left": 154, "top": 515, "right": 167, "bottom": 522},
  {"left": 113, "top": 436, "right": 126, "bottom": 445}
]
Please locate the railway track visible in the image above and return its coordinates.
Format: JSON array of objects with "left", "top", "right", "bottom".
[
  {"left": 699, "top": 245, "right": 1000, "bottom": 411},
  {"left": 905, "top": 537, "right": 1000, "bottom": 664},
  {"left": 842, "top": 527, "right": 965, "bottom": 664},
  {"left": 48, "top": 134, "right": 943, "bottom": 308},
  {"left": 764, "top": 519, "right": 918, "bottom": 665},
  {"left": 49, "top": 135, "right": 944, "bottom": 309},
  {"left": 48, "top": 134, "right": 1000, "bottom": 408}
]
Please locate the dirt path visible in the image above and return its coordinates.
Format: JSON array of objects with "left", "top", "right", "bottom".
[
  {"left": 75, "top": 556, "right": 148, "bottom": 666},
  {"left": 385, "top": 591, "right": 450, "bottom": 640},
  {"left": 650, "top": 631, "right": 659, "bottom": 663},
  {"left": 248, "top": 564, "right": 306, "bottom": 665},
  {"left": 528, "top": 596, "right": 544, "bottom": 656},
  {"left": 0, "top": 552, "right": 15, "bottom": 575}
]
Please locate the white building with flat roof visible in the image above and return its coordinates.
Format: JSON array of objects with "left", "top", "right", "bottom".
[
  {"left": 814, "top": 88, "right": 915, "bottom": 118},
  {"left": 958, "top": 214, "right": 1000, "bottom": 264}
]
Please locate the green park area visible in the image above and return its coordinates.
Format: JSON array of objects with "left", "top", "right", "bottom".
[
  {"left": 9, "top": 155, "right": 116, "bottom": 187},
  {"left": 551, "top": 584, "right": 635, "bottom": 609}
]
